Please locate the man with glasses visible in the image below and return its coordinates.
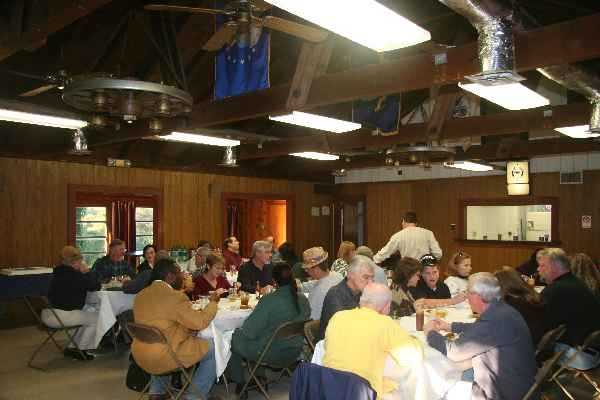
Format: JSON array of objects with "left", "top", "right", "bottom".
[
  {"left": 318, "top": 255, "right": 375, "bottom": 340},
  {"left": 91, "top": 239, "right": 132, "bottom": 283},
  {"left": 300, "top": 247, "right": 343, "bottom": 320}
]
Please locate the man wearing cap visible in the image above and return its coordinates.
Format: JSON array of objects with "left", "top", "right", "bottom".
[
  {"left": 301, "top": 247, "right": 343, "bottom": 320},
  {"left": 374, "top": 211, "right": 442, "bottom": 264},
  {"left": 410, "top": 254, "right": 467, "bottom": 307},
  {"left": 41, "top": 246, "right": 101, "bottom": 360}
]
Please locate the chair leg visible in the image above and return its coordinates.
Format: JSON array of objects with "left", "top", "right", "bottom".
[
  {"left": 552, "top": 376, "right": 576, "bottom": 400},
  {"left": 28, "top": 333, "right": 55, "bottom": 370},
  {"left": 580, "top": 372, "right": 600, "bottom": 394},
  {"left": 177, "top": 366, "right": 203, "bottom": 400},
  {"left": 241, "top": 362, "right": 270, "bottom": 400},
  {"left": 221, "top": 373, "right": 230, "bottom": 394},
  {"left": 62, "top": 327, "right": 88, "bottom": 360}
]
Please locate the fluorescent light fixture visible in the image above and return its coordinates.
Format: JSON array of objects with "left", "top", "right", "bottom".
[
  {"left": 264, "top": 0, "right": 430, "bottom": 52},
  {"left": 162, "top": 132, "right": 240, "bottom": 147},
  {"left": 458, "top": 82, "right": 550, "bottom": 110},
  {"left": 290, "top": 152, "right": 340, "bottom": 161},
  {"left": 444, "top": 161, "right": 494, "bottom": 172},
  {"left": 270, "top": 111, "right": 361, "bottom": 133},
  {"left": 555, "top": 125, "right": 600, "bottom": 139},
  {"left": 0, "top": 108, "right": 88, "bottom": 129}
]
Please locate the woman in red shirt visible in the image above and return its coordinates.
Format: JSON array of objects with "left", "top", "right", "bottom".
[{"left": 192, "top": 252, "right": 231, "bottom": 299}]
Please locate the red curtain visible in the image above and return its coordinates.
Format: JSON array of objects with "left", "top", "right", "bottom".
[{"left": 111, "top": 200, "right": 136, "bottom": 253}]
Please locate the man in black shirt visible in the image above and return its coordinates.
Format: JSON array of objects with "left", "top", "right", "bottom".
[
  {"left": 42, "top": 246, "right": 101, "bottom": 360},
  {"left": 91, "top": 239, "right": 132, "bottom": 283},
  {"left": 409, "top": 254, "right": 452, "bottom": 300},
  {"left": 237, "top": 240, "right": 274, "bottom": 293},
  {"left": 538, "top": 247, "right": 600, "bottom": 369}
]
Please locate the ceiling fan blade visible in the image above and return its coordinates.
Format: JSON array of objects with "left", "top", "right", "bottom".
[
  {"left": 261, "top": 16, "right": 328, "bottom": 43},
  {"left": 19, "top": 84, "right": 58, "bottom": 97},
  {"left": 203, "top": 23, "right": 238, "bottom": 51},
  {"left": 144, "top": 4, "right": 230, "bottom": 15},
  {"left": 250, "top": 0, "right": 273, "bottom": 12}
]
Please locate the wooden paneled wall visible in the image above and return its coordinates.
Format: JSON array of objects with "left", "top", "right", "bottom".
[
  {"left": 0, "top": 157, "right": 332, "bottom": 267},
  {"left": 338, "top": 171, "right": 600, "bottom": 273}
]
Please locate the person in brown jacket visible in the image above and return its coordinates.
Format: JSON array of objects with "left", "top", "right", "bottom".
[{"left": 132, "top": 258, "right": 222, "bottom": 400}]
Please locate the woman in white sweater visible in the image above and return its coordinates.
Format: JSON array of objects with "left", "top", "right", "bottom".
[{"left": 444, "top": 251, "right": 472, "bottom": 297}]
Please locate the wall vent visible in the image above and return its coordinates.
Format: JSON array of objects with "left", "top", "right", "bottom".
[{"left": 560, "top": 171, "right": 583, "bottom": 184}]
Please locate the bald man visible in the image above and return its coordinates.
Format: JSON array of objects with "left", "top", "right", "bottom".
[{"left": 324, "top": 283, "right": 423, "bottom": 397}]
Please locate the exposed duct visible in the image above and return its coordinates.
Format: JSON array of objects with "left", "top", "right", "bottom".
[
  {"left": 438, "top": 0, "right": 521, "bottom": 85},
  {"left": 537, "top": 65, "right": 600, "bottom": 133}
]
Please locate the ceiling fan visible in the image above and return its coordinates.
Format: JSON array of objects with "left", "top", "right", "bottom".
[
  {"left": 144, "top": 0, "right": 329, "bottom": 51},
  {"left": 1, "top": 69, "right": 70, "bottom": 97}
]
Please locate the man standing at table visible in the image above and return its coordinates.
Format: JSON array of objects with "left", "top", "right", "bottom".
[
  {"left": 324, "top": 283, "right": 424, "bottom": 398},
  {"left": 222, "top": 236, "right": 243, "bottom": 271},
  {"left": 425, "top": 272, "right": 537, "bottom": 400},
  {"left": 373, "top": 211, "right": 442, "bottom": 264},
  {"left": 91, "top": 239, "right": 131, "bottom": 283},
  {"left": 537, "top": 247, "right": 600, "bottom": 369},
  {"left": 237, "top": 240, "right": 274, "bottom": 293},
  {"left": 132, "top": 258, "right": 221, "bottom": 400}
]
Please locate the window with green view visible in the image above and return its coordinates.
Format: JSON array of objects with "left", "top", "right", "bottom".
[
  {"left": 75, "top": 206, "right": 108, "bottom": 266},
  {"left": 135, "top": 207, "right": 154, "bottom": 252}
]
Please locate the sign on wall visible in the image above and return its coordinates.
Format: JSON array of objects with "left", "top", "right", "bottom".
[{"left": 507, "top": 160, "right": 530, "bottom": 195}]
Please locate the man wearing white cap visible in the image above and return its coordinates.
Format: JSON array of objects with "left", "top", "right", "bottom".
[{"left": 301, "top": 247, "right": 343, "bottom": 320}]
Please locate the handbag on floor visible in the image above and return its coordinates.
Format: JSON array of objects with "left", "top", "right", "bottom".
[{"left": 126, "top": 356, "right": 150, "bottom": 392}]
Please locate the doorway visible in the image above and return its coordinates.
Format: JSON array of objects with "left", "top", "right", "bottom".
[
  {"left": 333, "top": 196, "right": 366, "bottom": 255},
  {"left": 223, "top": 193, "right": 293, "bottom": 257}
]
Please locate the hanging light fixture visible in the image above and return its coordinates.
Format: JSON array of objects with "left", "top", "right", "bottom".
[
  {"left": 218, "top": 146, "right": 239, "bottom": 167},
  {"left": 68, "top": 129, "right": 92, "bottom": 155}
]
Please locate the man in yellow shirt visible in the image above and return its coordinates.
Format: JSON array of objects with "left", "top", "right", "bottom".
[{"left": 323, "top": 283, "right": 424, "bottom": 398}]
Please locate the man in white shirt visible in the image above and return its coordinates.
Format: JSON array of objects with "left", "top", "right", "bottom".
[
  {"left": 374, "top": 211, "right": 442, "bottom": 264},
  {"left": 301, "top": 246, "right": 343, "bottom": 320}
]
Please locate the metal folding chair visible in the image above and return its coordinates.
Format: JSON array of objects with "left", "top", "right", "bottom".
[
  {"left": 536, "top": 324, "right": 566, "bottom": 360},
  {"left": 26, "top": 296, "right": 87, "bottom": 370},
  {"left": 239, "top": 319, "right": 309, "bottom": 400},
  {"left": 522, "top": 350, "right": 565, "bottom": 400},
  {"left": 550, "top": 330, "right": 600, "bottom": 400},
  {"left": 304, "top": 320, "right": 320, "bottom": 353},
  {"left": 126, "top": 322, "right": 203, "bottom": 400}
]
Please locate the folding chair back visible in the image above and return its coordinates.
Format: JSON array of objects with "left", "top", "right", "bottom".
[
  {"left": 536, "top": 324, "right": 566, "bottom": 357},
  {"left": 125, "top": 322, "right": 202, "bottom": 400},
  {"left": 27, "top": 296, "right": 85, "bottom": 370},
  {"left": 582, "top": 329, "right": 600, "bottom": 351},
  {"left": 304, "top": 320, "right": 320, "bottom": 352},
  {"left": 522, "top": 350, "right": 565, "bottom": 400}
]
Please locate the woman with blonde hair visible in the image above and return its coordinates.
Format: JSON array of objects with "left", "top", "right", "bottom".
[
  {"left": 330, "top": 241, "right": 356, "bottom": 277},
  {"left": 570, "top": 253, "right": 600, "bottom": 298},
  {"left": 444, "top": 251, "right": 472, "bottom": 297},
  {"left": 494, "top": 266, "right": 545, "bottom": 344}
]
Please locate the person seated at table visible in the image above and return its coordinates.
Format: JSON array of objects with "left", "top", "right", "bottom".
[
  {"left": 182, "top": 245, "right": 211, "bottom": 278},
  {"left": 280, "top": 242, "right": 308, "bottom": 282},
  {"left": 537, "top": 248, "right": 600, "bottom": 369},
  {"left": 228, "top": 262, "right": 310, "bottom": 394},
  {"left": 132, "top": 258, "right": 220, "bottom": 400},
  {"left": 318, "top": 255, "right": 375, "bottom": 340},
  {"left": 409, "top": 254, "right": 467, "bottom": 308},
  {"left": 494, "top": 266, "right": 545, "bottom": 346},
  {"left": 324, "top": 282, "right": 424, "bottom": 398},
  {"left": 237, "top": 240, "right": 274, "bottom": 294},
  {"left": 390, "top": 257, "right": 421, "bottom": 318},
  {"left": 42, "top": 246, "right": 101, "bottom": 360},
  {"left": 92, "top": 239, "right": 132, "bottom": 283},
  {"left": 330, "top": 241, "right": 356, "bottom": 277},
  {"left": 222, "top": 236, "right": 243, "bottom": 271},
  {"left": 517, "top": 248, "right": 545, "bottom": 286},
  {"left": 570, "top": 252, "right": 600, "bottom": 299},
  {"left": 192, "top": 252, "right": 232, "bottom": 300},
  {"left": 264, "top": 235, "right": 282, "bottom": 263},
  {"left": 137, "top": 244, "right": 156, "bottom": 273},
  {"left": 355, "top": 245, "right": 374, "bottom": 259},
  {"left": 301, "top": 246, "right": 343, "bottom": 320},
  {"left": 444, "top": 251, "right": 472, "bottom": 297},
  {"left": 425, "top": 272, "right": 537, "bottom": 400}
]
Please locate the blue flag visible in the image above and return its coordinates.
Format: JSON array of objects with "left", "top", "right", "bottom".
[
  {"left": 352, "top": 94, "right": 401, "bottom": 133},
  {"left": 214, "top": 5, "right": 270, "bottom": 100}
]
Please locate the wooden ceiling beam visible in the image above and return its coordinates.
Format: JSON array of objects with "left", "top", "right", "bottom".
[
  {"left": 237, "top": 102, "right": 591, "bottom": 159},
  {"left": 188, "top": 12, "right": 600, "bottom": 128},
  {"left": 0, "top": 0, "right": 115, "bottom": 62}
]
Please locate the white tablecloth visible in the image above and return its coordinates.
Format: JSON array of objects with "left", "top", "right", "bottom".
[
  {"left": 312, "top": 307, "right": 475, "bottom": 400},
  {"left": 85, "top": 290, "right": 135, "bottom": 349},
  {"left": 196, "top": 296, "right": 257, "bottom": 377}
]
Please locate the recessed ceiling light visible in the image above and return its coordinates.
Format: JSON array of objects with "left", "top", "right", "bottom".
[{"left": 458, "top": 82, "right": 550, "bottom": 110}]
